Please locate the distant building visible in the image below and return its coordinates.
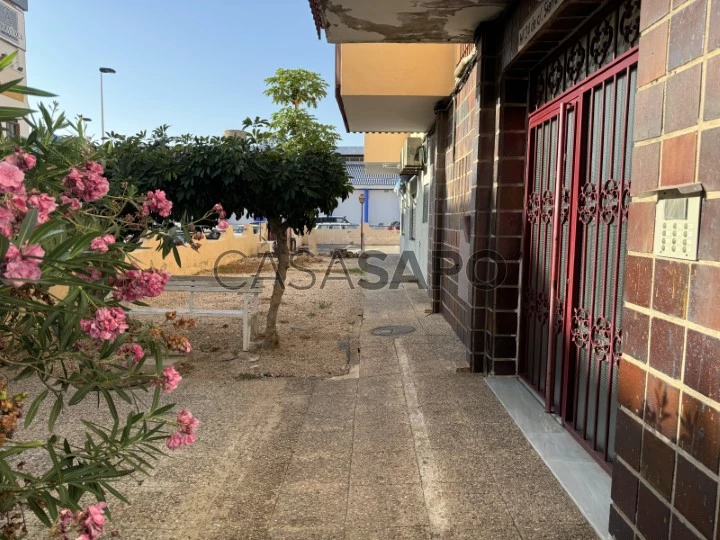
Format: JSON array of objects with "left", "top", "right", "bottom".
[
  {"left": 0, "top": 0, "right": 28, "bottom": 137},
  {"left": 324, "top": 146, "right": 400, "bottom": 227}
]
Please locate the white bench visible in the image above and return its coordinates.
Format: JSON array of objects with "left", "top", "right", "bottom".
[{"left": 129, "top": 276, "right": 263, "bottom": 351}]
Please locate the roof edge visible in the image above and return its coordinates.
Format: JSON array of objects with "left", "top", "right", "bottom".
[{"left": 308, "top": 0, "right": 325, "bottom": 39}]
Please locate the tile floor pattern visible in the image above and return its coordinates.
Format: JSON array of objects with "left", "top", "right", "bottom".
[{"left": 101, "top": 268, "right": 597, "bottom": 539}]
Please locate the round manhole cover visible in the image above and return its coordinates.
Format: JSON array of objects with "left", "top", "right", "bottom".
[{"left": 371, "top": 325, "right": 416, "bottom": 336}]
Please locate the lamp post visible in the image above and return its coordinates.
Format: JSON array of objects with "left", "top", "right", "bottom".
[
  {"left": 99, "top": 67, "right": 116, "bottom": 140},
  {"left": 358, "top": 192, "right": 366, "bottom": 253}
]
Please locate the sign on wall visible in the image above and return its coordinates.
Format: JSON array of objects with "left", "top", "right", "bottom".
[
  {"left": 0, "top": 1, "right": 24, "bottom": 50},
  {"left": 518, "top": 0, "right": 564, "bottom": 51}
]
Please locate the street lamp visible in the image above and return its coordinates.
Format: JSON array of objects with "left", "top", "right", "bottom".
[
  {"left": 99, "top": 67, "right": 116, "bottom": 140},
  {"left": 358, "top": 192, "right": 366, "bottom": 253}
]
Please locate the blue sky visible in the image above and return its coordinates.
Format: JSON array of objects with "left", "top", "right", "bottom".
[{"left": 25, "top": 0, "right": 362, "bottom": 145}]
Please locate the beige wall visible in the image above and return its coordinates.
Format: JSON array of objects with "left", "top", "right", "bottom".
[
  {"left": 301, "top": 228, "right": 400, "bottom": 247},
  {"left": 131, "top": 228, "right": 263, "bottom": 276},
  {"left": 340, "top": 43, "right": 456, "bottom": 97},
  {"left": 364, "top": 133, "right": 408, "bottom": 164}
]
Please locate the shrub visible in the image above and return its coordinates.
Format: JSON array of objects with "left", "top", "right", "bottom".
[{"left": 0, "top": 96, "right": 221, "bottom": 536}]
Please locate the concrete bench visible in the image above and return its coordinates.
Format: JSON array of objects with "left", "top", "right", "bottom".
[{"left": 129, "top": 276, "right": 263, "bottom": 351}]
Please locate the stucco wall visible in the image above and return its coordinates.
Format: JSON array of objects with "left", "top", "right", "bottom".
[
  {"left": 131, "top": 227, "right": 262, "bottom": 276},
  {"left": 341, "top": 43, "right": 456, "bottom": 97},
  {"left": 301, "top": 228, "right": 400, "bottom": 247}
]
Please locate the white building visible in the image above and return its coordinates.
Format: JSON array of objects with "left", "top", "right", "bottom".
[
  {"left": 0, "top": 0, "right": 28, "bottom": 137},
  {"left": 397, "top": 135, "right": 433, "bottom": 284},
  {"left": 322, "top": 146, "right": 400, "bottom": 228}
]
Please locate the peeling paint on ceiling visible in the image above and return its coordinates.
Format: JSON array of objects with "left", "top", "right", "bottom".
[{"left": 319, "top": 0, "right": 509, "bottom": 43}]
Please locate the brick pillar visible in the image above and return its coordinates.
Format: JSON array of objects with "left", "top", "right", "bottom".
[
  {"left": 430, "top": 100, "right": 450, "bottom": 314},
  {"left": 469, "top": 29, "right": 498, "bottom": 373},
  {"left": 470, "top": 26, "right": 527, "bottom": 376},
  {"left": 609, "top": 0, "right": 720, "bottom": 537},
  {"left": 485, "top": 75, "right": 527, "bottom": 376}
]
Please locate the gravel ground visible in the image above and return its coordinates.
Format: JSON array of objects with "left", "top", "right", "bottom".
[{"left": 136, "top": 254, "right": 364, "bottom": 379}]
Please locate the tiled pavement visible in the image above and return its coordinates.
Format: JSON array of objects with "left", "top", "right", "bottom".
[{"left": 105, "top": 272, "right": 598, "bottom": 539}]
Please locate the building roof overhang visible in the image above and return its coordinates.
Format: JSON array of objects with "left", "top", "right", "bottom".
[{"left": 309, "top": 0, "right": 509, "bottom": 43}]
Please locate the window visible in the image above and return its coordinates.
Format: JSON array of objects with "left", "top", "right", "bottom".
[
  {"left": 422, "top": 184, "right": 430, "bottom": 223},
  {"left": 3, "top": 121, "right": 20, "bottom": 138}
]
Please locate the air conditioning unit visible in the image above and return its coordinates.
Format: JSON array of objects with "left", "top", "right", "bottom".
[{"left": 400, "top": 137, "right": 424, "bottom": 175}]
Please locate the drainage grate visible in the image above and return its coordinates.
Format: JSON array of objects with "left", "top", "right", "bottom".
[{"left": 371, "top": 325, "right": 416, "bottom": 336}]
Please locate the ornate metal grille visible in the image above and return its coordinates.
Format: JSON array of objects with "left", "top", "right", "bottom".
[
  {"left": 521, "top": 49, "right": 638, "bottom": 467},
  {"left": 531, "top": 0, "right": 640, "bottom": 110}
]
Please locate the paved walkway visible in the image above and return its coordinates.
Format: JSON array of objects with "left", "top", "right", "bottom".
[{"left": 107, "top": 271, "right": 596, "bottom": 539}]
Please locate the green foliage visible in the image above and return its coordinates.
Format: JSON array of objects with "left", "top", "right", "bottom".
[
  {"left": 105, "top": 124, "right": 257, "bottom": 222},
  {"left": 103, "top": 67, "right": 352, "bottom": 349},
  {"left": 105, "top": 69, "right": 352, "bottom": 235},
  {"left": 0, "top": 78, "right": 208, "bottom": 536},
  {"left": 264, "top": 67, "right": 328, "bottom": 109}
]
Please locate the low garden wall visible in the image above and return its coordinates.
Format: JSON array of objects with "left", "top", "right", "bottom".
[
  {"left": 132, "top": 226, "right": 262, "bottom": 275},
  {"left": 300, "top": 228, "right": 400, "bottom": 247}
]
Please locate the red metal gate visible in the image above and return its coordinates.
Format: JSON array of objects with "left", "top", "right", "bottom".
[{"left": 520, "top": 49, "right": 638, "bottom": 467}]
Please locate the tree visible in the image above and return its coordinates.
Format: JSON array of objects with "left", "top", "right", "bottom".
[
  {"left": 106, "top": 69, "right": 352, "bottom": 349},
  {"left": 258, "top": 68, "right": 350, "bottom": 347}
]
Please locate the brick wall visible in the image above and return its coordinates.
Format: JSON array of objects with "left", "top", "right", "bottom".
[
  {"left": 610, "top": 0, "right": 720, "bottom": 537},
  {"left": 432, "top": 63, "right": 482, "bottom": 367},
  {"left": 484, "top": 72, "right": 527, "bottom": 376}
]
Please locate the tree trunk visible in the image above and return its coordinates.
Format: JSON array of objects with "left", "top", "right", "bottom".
[{"left": 263, "top": 221, "right": 289, "bottom": 348}]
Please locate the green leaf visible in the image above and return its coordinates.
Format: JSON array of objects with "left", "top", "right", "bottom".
[
  {"left": 16, "top": 207, "right": 38, "bottom": 245},
  {"left": 24, "top": 389, "right": 48, "bottom": 428},
  {"left": 0, "top": 77, "right": 24, "bottom": 94},
  {"left": 100, "top": 388, "right": 119, "bottom": 423},
  {"left": 27, "top": 498, "right": 52, "bottom": 527},
  {"left": 48, "top": 394, "right": 63, "bottom": 432},
  {"left": 68, "top": 383, "right": 96, "bottom": 406},
  {"left": 0, "top": 51, "right": 17, "bottom": 70},
  {"left": 6, "top": 84, "right": 56, "bottom": 97},
  {"left": 0, "top": 105, "right": 32, "bottom": 121}
]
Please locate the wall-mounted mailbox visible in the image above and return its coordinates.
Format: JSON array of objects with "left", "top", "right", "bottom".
[{"left": 650, "top": 183, "right": 703, "bottom": 261}]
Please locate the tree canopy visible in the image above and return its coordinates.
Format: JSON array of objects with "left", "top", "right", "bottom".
[
  {"left": 105, "top": 120, "right": 351, "bottom": 233},
  {"left": 105, "top": 68, "right": 352, "bottom": 348}
]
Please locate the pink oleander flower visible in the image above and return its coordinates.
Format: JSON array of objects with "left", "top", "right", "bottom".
[
  {"left": 77, "top": 267, "right": 103, "bottom": 282},
  {"left": 153, "top": 365, "right": 182, "bottom": 393},
  {"left": 0, "top": 161, "right": 25, "bottom": 194},
  {"left": 113, "top": 268, "right": 171, "bottom": 302},
  {"left": 84, "top": 502, "right": 107, "bottom": 538},
  {"left": 60, "top": 194, "right": 82, "bottom": 210},
  {"left": 51, "top": 502, "right": 108, "bottom": 540},
  {"left": 2, "top": 243, "right": 44, "bottom": 287},
  {"left": 217, "top": 219, "right": 229, "bottom": 231},
  {"left": 167, "top": 408, "right": 199, "bottom": 450},
  {"left": 0, "top": 205, "right": 15, "bottom": 237},
  {"left": 62, "top": 162, "right": 109, "bottom": 202},
  {"left": 141, "top": 189, "right": 173, "bottom": 218},
  {"left": 121, "top": 343, "right": 145, "bottom": 364},
  {"left": 26, "top": 192, "right": 57, "bottom": 224},
  {"left": 90, "top": 234, "right": 115, "bottom": 253},
  {"left": 214, "top": 203, "right": 226, "bottom": 219},
  {"left": 166, "top": 431, "right": 196, "bottom": 449},
  {"left": 80, "top": 307, "right": 128, "bottom": 341},
  {"left": 4, "top": 149, "right": 37, "bottom": 171}
]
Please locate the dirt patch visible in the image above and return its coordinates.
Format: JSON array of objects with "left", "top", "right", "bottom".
[{"left": 134, "top": 255, "right": 363, "bottom": 379}]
